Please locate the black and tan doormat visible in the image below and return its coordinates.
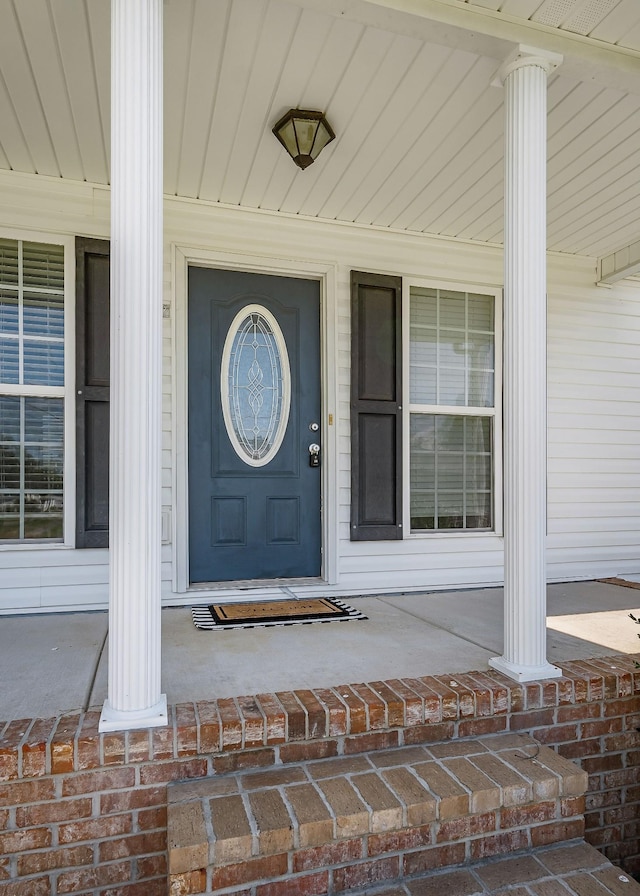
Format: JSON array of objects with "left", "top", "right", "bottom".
[{"left": 192, "top": 597, "right": 366, "bottom": 631}]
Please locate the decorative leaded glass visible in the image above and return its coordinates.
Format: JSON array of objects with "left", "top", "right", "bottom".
[{"left": 221, "top": 305, "right": 291, "bottom": 466}]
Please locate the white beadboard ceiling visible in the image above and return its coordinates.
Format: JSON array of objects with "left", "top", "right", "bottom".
[{"left": 0, "top": 0, "right": 639, "bottom": 259}]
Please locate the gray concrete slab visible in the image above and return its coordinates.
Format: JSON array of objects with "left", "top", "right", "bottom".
[
  {"left": 546, "top": 580, "right": 640, "bottom": 660},
  {"left": 378, "top": 588, "right": 505, "bottom": 654},
  {"left": 89, "top": 595, "right": 497, "bottom": 708},
  {"left": 547, "top": 580, "right": 640, "bottom": 615},
  {"left": 1, "top": 580, "right": 639, "bottom": 723},
  {"left": 380, "top": 581, "right": 640, "bottom": 662},
  {"left": 0, "top": 611, "right": 107, "bottom": 720}
]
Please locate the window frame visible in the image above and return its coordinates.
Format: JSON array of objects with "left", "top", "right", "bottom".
[
  {"left": 0, "top": 228, "right": 76, "bottom": 550},
  {"left": 402, "top": 277, "right": 503, "bottom": 538}
]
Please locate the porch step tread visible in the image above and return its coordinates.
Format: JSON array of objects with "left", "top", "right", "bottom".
[
  {"left": 335, "top": 841, "right": 640, "bottom": 896},
  {"left": 168, "top": 733, "right": 588, "bottom": 893}
]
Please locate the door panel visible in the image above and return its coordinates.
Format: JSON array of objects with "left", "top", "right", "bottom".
[{"left": 188, "top": 267, "right": 321, "bottom": 583}]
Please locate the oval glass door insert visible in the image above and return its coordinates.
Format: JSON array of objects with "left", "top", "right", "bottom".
[{"left": 221, "top": 304, "right": 291, "bottom": 466}]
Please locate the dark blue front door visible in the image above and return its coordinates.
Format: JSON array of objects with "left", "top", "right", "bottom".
[{"left": 188, "top": 267, "right": 321, "bottom": 583}]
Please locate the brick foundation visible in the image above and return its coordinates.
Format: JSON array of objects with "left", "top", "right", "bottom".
[{"left": 0, "top": 654, "right": 638, "bottom": 894}]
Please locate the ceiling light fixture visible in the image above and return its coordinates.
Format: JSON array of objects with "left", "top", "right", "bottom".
[{"left": 272, "top": 108, "right": 335, "bottom": 170}]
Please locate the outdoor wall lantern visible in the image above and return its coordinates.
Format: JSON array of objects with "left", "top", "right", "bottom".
[{"left": 272, "top": 109, "right": 335, "bottom": 170}]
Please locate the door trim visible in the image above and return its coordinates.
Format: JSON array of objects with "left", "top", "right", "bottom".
[{"left": 172, "top": 245, "right": 338, "bottom": 596}]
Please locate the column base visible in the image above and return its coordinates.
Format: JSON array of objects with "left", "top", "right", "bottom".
[
  {"left": 99, "top": 694, "right": 168, "bottom": 733},
  {"left": 489, "top": 656, "right": 562, "bottom": 683}
]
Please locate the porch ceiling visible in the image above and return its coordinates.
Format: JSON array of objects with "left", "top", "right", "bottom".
[{"left": 1, "top": 0, "right": 639, "bottom": 259}]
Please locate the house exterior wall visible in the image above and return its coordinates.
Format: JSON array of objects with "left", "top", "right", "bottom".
[{"left": 0, "top": 171, "right": 639, "bottom": 613}]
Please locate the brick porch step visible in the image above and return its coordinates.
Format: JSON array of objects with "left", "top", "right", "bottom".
[
  {"left": 327, "top": 841, "right": 640, "bottom": 896},
  {"left": 167, "top": 733, "right": 588, "bottom": 896}
]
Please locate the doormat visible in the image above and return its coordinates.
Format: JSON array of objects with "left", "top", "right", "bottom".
[
  {"left": 192, "top": 597, "right": 367, "bottom": 630},
  {"left": 597, "top": 577, "right": 640, "bottom": 590}
]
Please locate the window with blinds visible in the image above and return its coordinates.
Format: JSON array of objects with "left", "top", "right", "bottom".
[
  {"left": 409, "top": 285, "right": 498, "bottom": 532},
  {"left": 0, "top": 239, "right": 65, "bottom": 542}
]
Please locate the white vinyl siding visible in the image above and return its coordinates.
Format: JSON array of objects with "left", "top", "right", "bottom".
[
  {"left": 0, "top": 172, "right": 638, "bottom": 610},
  {"left": 546, "top": 288, "right": 640, "bottom": 579}
]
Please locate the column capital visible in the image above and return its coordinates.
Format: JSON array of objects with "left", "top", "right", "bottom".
[{"left": 494, "top": 44, "right": 563, "bottom": 86}]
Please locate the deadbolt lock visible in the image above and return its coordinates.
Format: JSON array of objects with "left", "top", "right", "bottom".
[{"left": 309, "top": 443, "right": 321, "bottom": 467}]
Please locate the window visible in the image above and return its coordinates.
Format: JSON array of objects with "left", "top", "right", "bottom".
[
  {"left": 221, "top": 305, "right": 291, "bottom": 467},
  {"left": 0, "top": 238, "right": 66, "bottom": 542},
  {"left": 407, "top": 284, "right": 500, "bottom": 533}
]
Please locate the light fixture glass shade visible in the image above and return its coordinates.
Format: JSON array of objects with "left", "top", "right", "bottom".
[
  {"left": 272, "top": 109, "right": 335, "bottom": 169},
  {"left": 308, "top": 120, "right": 334, "bottom": 159},
  {"left": 277, "top": 118, "right": 298, "bottom": 159}
]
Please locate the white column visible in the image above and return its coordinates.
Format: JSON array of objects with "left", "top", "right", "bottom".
[
  {"left": 100, "top": 0, "right": 167, "bottom": 732},
  {"left": 489, "top": 46, "right": 563, "bottom": 684}
]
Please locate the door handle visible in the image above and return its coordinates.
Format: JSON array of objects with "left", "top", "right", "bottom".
[{"left": 309, "top": 443, "right": 320, "bottom": 467}]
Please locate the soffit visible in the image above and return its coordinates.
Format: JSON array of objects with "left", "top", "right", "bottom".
[
  {"left": 465, "top": 0, "right": 640, "bottom": 50},
  {"left": 0, "top": 0, "right": 639, "bottom": 258}
]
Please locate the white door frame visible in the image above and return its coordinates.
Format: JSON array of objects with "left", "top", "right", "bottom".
[{"left": 172, "top": 244, "right": 339, "bottom": 597}]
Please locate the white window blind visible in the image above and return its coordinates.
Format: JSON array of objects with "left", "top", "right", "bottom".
[
  {"left": 409, "top": 286, "right": 496, "bottom": 532},
  {"left": 0, "top": 240, "right": 65, "bottom": 542}
]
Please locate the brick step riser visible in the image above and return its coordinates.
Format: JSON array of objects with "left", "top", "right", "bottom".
[
  {"left": 199, "top": 804, "right": 586, "bottom": 896},
  {"left": 168, "top": 734, "right": 589, "bottom": 896},
  {"left": 325, "top": 841, "right": 640, "bottom": 896}
]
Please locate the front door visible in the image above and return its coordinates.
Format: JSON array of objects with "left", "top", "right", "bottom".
[{"left": 188, "top": 267, "right": 322, "bottom": 583}]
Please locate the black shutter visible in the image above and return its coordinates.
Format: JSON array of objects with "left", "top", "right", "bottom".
[
  {"left": 75, "top": 238, "right": 110, "bottom": 548},
  {"left": 350, "top": 271, "right": 402, "bottom": 541}
]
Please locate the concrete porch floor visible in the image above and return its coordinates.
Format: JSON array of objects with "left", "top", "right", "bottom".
[{"left": 1, "top": 580, "right": 639, "bottom": 724}]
